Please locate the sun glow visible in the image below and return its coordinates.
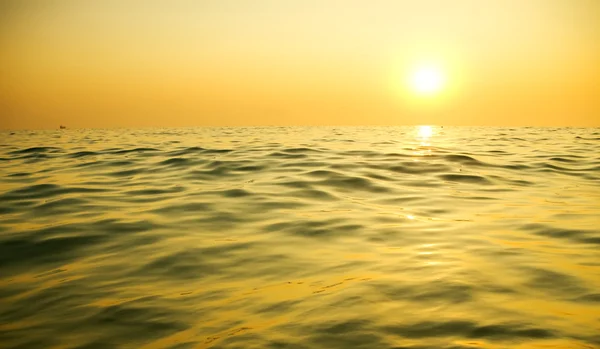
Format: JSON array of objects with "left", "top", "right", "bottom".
[{"left": 409, "top": 64, "right": 446, "bottom": 96}]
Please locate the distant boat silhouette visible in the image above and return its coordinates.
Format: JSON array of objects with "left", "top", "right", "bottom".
[{"left": 59, "top": 125, "right": 66, "bottom": 129}]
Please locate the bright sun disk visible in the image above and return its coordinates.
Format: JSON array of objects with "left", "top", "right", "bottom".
[{"left": 410, "top": 65, "right": 445, "bottom": 95}]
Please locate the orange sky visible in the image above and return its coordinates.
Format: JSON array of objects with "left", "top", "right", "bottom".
[{"left": 1, "top": 0, "right": 599, "bottom": 129}]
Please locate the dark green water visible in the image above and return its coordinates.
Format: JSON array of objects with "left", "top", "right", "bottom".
[{"left": 1, "top": 126, "right": 599, "bottom": 349}]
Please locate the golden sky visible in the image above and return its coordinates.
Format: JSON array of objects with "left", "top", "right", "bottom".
[{"left": 1, "top": 0, "right": 599, "bottom": 129}]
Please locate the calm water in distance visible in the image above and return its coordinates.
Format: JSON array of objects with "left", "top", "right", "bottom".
[{"left": 1, "top": 126, "right": 599, "bottom": 349}]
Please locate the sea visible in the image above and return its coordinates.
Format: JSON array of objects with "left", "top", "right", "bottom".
[{"left": 0, "top": 126, "right": 599, "bottom": 349}]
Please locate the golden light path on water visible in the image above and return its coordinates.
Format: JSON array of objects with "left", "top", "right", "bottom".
[{"left": 417, "top": 125, "right": 434, "bottom": 139}]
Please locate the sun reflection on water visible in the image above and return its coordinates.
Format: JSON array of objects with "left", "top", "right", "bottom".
[
  {"left": 417, "top": 125, "right": 433, "bottom": 140},
  {"left": 414, "top": 125, "right": 434, "bottom": 155}
]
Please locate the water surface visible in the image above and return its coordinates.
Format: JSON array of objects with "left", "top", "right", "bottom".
[{"left": 1, "top": 126, "right": 599, "bottom": 348}]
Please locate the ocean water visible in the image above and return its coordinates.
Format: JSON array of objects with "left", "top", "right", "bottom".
[{"left": 1, "top": 126, "right": 599, "bottom": 349}]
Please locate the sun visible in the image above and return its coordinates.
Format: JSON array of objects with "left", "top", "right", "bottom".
[{"left": 409, "top": 64, "right": 446, "bottom": 96}]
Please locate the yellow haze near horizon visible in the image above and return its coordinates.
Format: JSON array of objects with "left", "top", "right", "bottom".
[{"left": 1, "top": 0, "right": 599, "bottom": 129}]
